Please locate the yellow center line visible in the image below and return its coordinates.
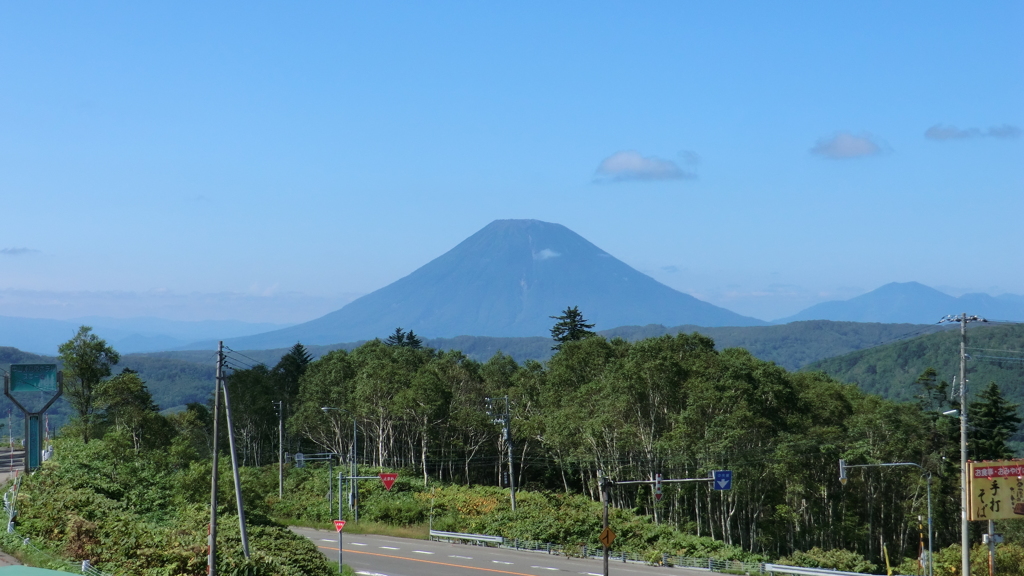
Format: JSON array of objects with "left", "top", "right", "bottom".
[{"left": 315, "top": 545, "right": 539, "bottom": 576}]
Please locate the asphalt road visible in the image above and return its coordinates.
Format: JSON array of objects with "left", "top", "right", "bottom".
[
  {"left": 0, "top": 449, "right": 24, "bottom": 485},
  {"left": 291, "top": 526, "right": 710, "bottom": 576}
]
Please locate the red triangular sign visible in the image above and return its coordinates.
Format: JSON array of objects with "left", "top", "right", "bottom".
[
  {"left": 334, "top": 520, "right": 346, "bottom": 532},
  {"left": 655, "top": 493, "right": 663, "bottom": 501},
  {"left": 380, "top": 472, "right": 398, "bottom": 491}
]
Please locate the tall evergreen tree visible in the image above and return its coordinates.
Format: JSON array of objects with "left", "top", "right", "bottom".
[
  {"left": 403, "top": 330, "right": 424, "bottom": 349},
  {"left": 274, "top": 342, "right": 313, "bottom": 401},
  {"left": 968, "top": 381, "right": 1021, "bottom": 460},
  {"left": 549, "top": 306, "right": 596, "bottom": 350},
  {"left": 384, "top": 327, "right": 423, "bottom": 349},
  {"left": 913, "top": 367, "right": 949, "bottom": 412},
  {"left": 385, "top": 327, "right": 407, "bottom": 346}
]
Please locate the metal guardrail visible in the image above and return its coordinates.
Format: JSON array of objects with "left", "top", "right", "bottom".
[
  {"left": 467, "top": 536, "right": 763, "bottom": 573},
  {"left": 429, "top": 530, "right": 504, "bottom": 544},
  {"left": 440, "top": 535, "right": 878, "bottom": 576},
  {"left": 764, "top": 563, "right": 882, "bottom": 576}
]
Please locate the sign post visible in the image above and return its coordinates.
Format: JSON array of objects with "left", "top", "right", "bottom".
[
  {"left": 598, "top": 471, "right": 730, "bottom": 575},
  {"left": 334, "top": 519, "right": 346, "bottom": 574},
  {"left": 3, "top": 364, "right": 63, "bottom": 472}
]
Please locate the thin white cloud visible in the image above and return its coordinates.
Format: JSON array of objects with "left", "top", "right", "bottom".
[
  {"left": 533, "top": 249, "right": 561, "bottom": 260},
  {"left": 1, "top": 247, "right": 40, "bottom": 256},
  {"left": 594, "top": 150, "right": 696, "bottom": 182},
  {"left": 925, "top": 124, "right": 1021, "bottom": 141},
  {"left": 810, "top": 132, "right": 883, "bottom": 159}
]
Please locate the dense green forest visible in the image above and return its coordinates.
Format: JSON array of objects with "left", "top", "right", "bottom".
[
  {"left": 807, "top": 323, "right": 1024, "bottom": 409},
  {"left": 1, "top": 319, "right": 948, "bottom": 420},
  {"left": 229, "top": 333, "right": 1019, "bottom": 565},
  {"left": 6, "top": 323, "right": 1024, "bottom": 575}
]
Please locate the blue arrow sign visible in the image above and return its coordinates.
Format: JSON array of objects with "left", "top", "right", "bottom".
[{"left": 713, "top": 470, "right": 732, "bottom": 490}]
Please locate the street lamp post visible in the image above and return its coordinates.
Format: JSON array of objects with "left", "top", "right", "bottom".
[
  {"left": 840, "top": 459, "right": 933, "bottom": 576},
  {"left": 322, "top": 406, "right": 359, "bottom": 522}
]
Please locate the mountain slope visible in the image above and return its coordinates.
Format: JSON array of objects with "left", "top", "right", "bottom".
[
  {"left": 804, "top": 323, "right": 1024, "bottom": 407},
  {"left": 777, "top": 282, "right": 1024, "bottom": 324},
  {"left": 221, "top": 219, "right": 764, "bottom": 349}
]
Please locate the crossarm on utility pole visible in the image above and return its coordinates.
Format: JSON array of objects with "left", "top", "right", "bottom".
[{"left": 612, "top": 477, "right": 714, "bottom": 485}]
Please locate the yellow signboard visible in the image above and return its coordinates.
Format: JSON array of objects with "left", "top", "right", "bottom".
[
  {"left": 969, "top": 460, "right": 1024, "bottom": 521},
  {"left": 599, "top": 527, "right": 616, "bottom": 548}
]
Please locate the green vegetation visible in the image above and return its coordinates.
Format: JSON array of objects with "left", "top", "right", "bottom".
[
  {"left": 549, "top": 306, "right": 596, "bottom": 350},
  {"left": 1, "top": 320, "right": 949, "bottom": 421},
  {"left": 269, "top": 333, "right": 983, "bottom": 565},
  {"left": 8, "top": 430, "right": 333, "bottom": 575},
  {"left": 5, "top": 321, "right": 1024, "bottom": 575},
  {"left": 807, "top": 323, "right": 1024, "bottom": 448},
  {"left": 58, "top": 326, "right": 121, "bottom": 443},
  {"left": 269, "top": 466, "right": 762, "bottom": 561}
]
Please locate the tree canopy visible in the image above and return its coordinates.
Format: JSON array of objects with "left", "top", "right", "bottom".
[
  {"left": 385, "top": 327, "right": 424, "bottom": 349},
  {"left": 58, "top": 326, "right": 121, "bottom": 443},
  {"left": 549, "top": 306, "right": 596, "bottom": 349}
]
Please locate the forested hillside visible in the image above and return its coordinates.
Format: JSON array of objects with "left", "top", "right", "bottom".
[
  {"left": 10, "top": 328, "right": 1024, "bottom": 574},
  {"left": 222, "top": 334, "right": 978, "bottom": 565},
  {"left": 1, "top": 320, "right": 947, "bottom": 418},
  {"left": 806, "top": 323, "right": 1024, "bottom": 407}
]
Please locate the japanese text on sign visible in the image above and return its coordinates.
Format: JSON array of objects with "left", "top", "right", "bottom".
[{"left": 968, "top": 460, "right": 1024, "bottom": 521}]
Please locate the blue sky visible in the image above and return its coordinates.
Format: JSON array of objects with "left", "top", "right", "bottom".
[{"left": 1, "top": 1, "right": 1021, "bottom": 323}]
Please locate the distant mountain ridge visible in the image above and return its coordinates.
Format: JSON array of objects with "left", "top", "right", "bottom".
[
  {"left": 2, "top": 319, "right": 946, "bottom": 415},
  {"left": 0, "top": 315, "right": 291, "bottom": 355},
  {"left": 216, "top": 219, "right": 764, "bottom": 350},
  {"left": 777, "top": 282, "right": 1024, "bottom": 324}
]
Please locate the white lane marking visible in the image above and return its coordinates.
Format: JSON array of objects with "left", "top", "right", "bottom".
[
  {"left": 356, "top": 572, "right": 389, "bottom": 576},
  {"left": 320, "top": 538, "right": 337, "bottom": 542},
  {"left": 449, "top": 555, "right": 473, "bottom": 560},
  {"left": 412, "top": 550, "right": 435, "bottom": 554},
  {"left": 585, "top": 573, "right": 603, "bottom": 576},
  {"left": 380, "top": 546, "right": 400, "bottom": 550},
  {"left": 350, "top": 542, "right": 368, "bottom": 546},
  {"left": 493, "top": 560, "right": 514, "bottom": 565},
  {"left": 531, "top": 567, "right": 559, "bottom": 571}
]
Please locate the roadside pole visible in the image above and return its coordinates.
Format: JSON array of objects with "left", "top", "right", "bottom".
[
  {"left": 220, "top": 369, "right": 250, "bottom": 558},
  {"left": 334, "top": 519, "right": 346, "bottom": 574},
  {"left": 335, "top": 473, "right": 396, "bottom": 574},
  {"left": 601, "top": 475, "right": 609, "bottom": 576},
  {"left": 274, "top": 401, "right": 283, "bottom": 499},
  {"left": 598, "top": 471, "right": 731, "bottom": 576},
  {"left": 208, "top": 342, "right": 223, "bottom": 576}
]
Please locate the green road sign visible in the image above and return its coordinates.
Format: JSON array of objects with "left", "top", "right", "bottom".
[{"left": 10, "top": 364, "right": 58, "bottom": 392}]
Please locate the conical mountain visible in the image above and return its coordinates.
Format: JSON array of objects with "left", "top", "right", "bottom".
[{"left": 222, "top": 219, "right": 763, "bottom": 349}]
